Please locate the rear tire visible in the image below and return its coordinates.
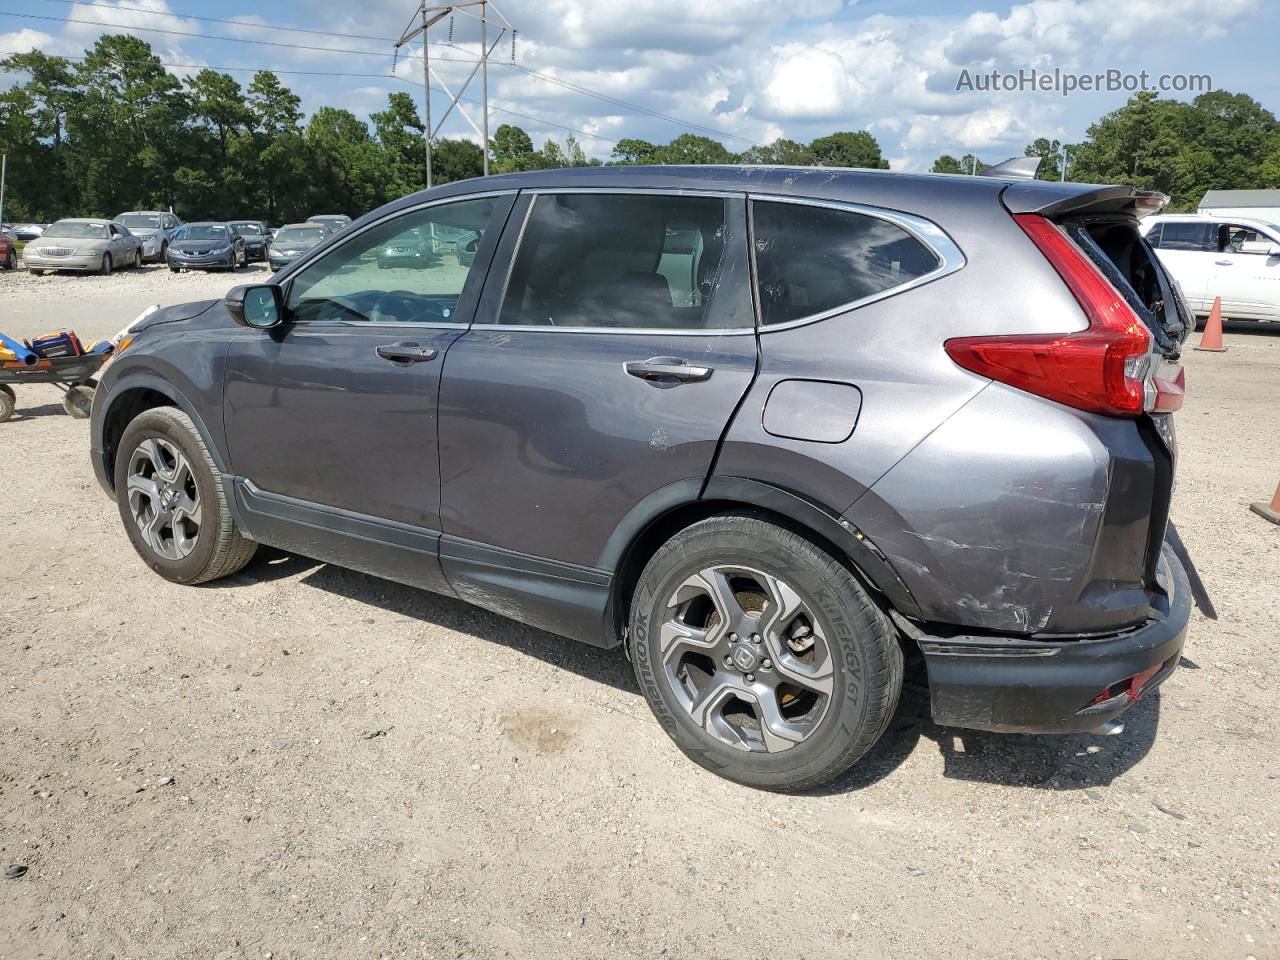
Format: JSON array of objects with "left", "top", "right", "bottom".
[
  {"left": 0, "top": 385, "right": 15, "bottom": 422},
  {"left": 114, "top": 407, "right": 257, "bottom": 584},
  {"left": 629, "top": 514, "right": 903, "bottom": 792}
]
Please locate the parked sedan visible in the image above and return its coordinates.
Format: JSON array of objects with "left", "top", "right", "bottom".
[
  {"left": 115, "top": 211, "right": 183, "bottom": 263},
  {"left": 376, "top": 226, "right": 442, "bottom": 269},
  {"left": 306, "top": 214, "right": 352, "bottom": 234},
  {"left": 167, "top": 223, "right": 247, "bottom": 272},
  {"left": 24, "top": 219, "right": 143, "bottom": 275},
  {"left": 230, "top": 220, "right": 270, "bottom": 263},
  {"left": 267, "top": 223, "right": 329, "bottom": 271},
  {"left": 11, "top": 223, "right": 46, "bottom": 243}
]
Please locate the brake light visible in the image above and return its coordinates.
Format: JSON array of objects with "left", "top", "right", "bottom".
[{"left": 944, "top": 214, "right": 1154, "bottom": 417}]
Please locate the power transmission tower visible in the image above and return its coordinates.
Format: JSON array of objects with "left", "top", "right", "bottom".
[{"left": 394, "top": 2, "right": 515, "bottom": 188}]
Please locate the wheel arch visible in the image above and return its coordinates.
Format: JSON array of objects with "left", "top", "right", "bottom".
[
  {"left": 602, "top": 477, "right": 923, "bottom": 649},
  {"left": 96, "top": 374, "right": 228, "bottom": 495}
]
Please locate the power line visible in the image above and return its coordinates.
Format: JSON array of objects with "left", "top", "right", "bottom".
[
  {"left": 43, "top": 51, "right": 622, "bottom": 145},
  {"left": 37, "top": 0, "right": 401, "bottom": 45},
  {"left": 0, "top": 7, "right": 761, "bottom": 147}
]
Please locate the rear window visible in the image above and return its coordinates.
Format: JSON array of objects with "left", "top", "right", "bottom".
[{"left": 751, "top": 200, "right": 941, "bottom": 326}]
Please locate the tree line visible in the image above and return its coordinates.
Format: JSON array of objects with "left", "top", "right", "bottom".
[{"left": 2, "top": 35, "right": 1278, "bottom": 223}]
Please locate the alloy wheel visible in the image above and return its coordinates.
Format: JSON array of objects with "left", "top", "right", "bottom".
[
  {"left": 126, "top": 437, "right": 202, "bottom": 561},
  {"left": 660, "top": 565, "right": 835, "bottom": 753}
]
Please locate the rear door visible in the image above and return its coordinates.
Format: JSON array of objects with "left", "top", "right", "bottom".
[
  {"left": 1147, "top": 220, "right": 1215, "bottom": 311},
  {"left": 436, "top": 190, "right": 758, "bottom": 629}
]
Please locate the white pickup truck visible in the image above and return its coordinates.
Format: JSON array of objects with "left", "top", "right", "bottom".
[{"left": 1142, "top": 214, "right": 1280, "bottom": 323}]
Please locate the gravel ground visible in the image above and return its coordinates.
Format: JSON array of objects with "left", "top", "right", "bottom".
[{"left": 1, "top": 268, "right": 1278, "bottom": 959}]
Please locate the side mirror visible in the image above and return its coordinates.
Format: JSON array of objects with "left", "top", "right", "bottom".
[{"left": 226, "top": 284, "right": 283, "bottom": 329}]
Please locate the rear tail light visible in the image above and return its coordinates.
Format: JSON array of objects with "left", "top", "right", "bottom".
[{"left": 945, "top": 213, "right": 1169, "bottom": 418}]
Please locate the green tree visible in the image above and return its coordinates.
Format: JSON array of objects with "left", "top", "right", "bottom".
[
  {"left": 491, "top": 123, "right": 535, "bottom": 172},
  {"left": 658, "top": 133, "right": 734, "bottom": 164},
  {"left": 808, "top": 131, "right": 889, "bottom": 169},
  {"left": 432, "top": 138, "right": 484, "bottom": 183},
  {"left": 371, "top": 91, "right": 425, "bottom": 197},
  {"left": 611, "top": 137, "right": 661, "bottom": 164},
  {"left": 1023, "top": 137, "right": 1063, "bottom": 180},
  {"left": 930, "top": 154, "right": 965, "bottom": 174},
  {"left": 738, "top": 138, "right": 813, "bottom": 165}
]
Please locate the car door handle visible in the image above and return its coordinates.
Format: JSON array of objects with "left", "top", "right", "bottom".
[
  {"left": 1215, "top": 260, "right": 1233, "bottom": 265},
  {"left": 376, "top": 342, "right": 438, "bottom": 364},
  {"left": 623, "top": 357, "right": 713, "bottom": 383}
]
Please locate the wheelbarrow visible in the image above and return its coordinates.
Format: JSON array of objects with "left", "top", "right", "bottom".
[{"left": 0, "top": 350, "right": 111, "bottom": 422}]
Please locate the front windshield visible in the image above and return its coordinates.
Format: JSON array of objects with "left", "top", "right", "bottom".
[
  {"left": 177, "top": 225, "right": 230, "bottom": 242},
  {"left": 276, "top": 227, "right": 327, "bottom": 245},
  {"left": 232, "top": 223, "right": 263, "bottom": 236},
  {"left": 117, "top": 214, "right": 162, "bottom": 230},
  {"left": 44, "top": 220, "right": 109, "bottom": 239}
]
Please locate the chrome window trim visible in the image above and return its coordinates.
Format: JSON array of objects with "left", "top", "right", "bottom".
[
  {"left": 486, "top": 189, "right": 758, "bottom": 337},
  {"left": 747, "top": 193, "right": 967, "bottom": 333},
  {"left": 281, "top": 189, "right": 518, "bottom": 328}
]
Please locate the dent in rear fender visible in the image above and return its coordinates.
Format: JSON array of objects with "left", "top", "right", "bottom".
[{"left": 845, "top": 383, "right": 1155, "bottom": 635}]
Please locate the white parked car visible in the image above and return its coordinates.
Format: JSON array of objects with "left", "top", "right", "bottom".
[{"left": 1141, "top": 214, "right": 1280, "bottom": 323}]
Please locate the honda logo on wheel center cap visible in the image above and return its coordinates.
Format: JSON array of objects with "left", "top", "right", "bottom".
[{"left": 731, "top": 645, "right": 759, "bottom": 672}]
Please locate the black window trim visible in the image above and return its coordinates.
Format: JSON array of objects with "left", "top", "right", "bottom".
[
  {"left": 747, "top": 194, "right": 966, "bottom": 332},
  {"left": 489, "top": 187, "right": 757, "bottom": 337},
  {"left": 277, "top": 189, "right": 518, "bottom": 330}
]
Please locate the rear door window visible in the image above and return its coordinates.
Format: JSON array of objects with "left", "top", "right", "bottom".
[
  {"left": 751, "top": 200, "right": 941, "bottom": 326},
  {"left": 1155, "top": 222, "right": 1214, "bottom": 251},
  {"left": 493, "top": 193, "right": 752, "bottom": 330}
]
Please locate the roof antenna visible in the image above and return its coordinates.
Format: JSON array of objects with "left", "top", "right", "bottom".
[{"left": 976, "top": 156, "right": 1042, "bottom": 180}]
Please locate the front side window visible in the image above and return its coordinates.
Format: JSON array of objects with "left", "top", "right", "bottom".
[
  {"left": 751, "top": 200, "right": 941, "bottom": 327},
  {"left": 287, "top": 196, "right": 502, "bottom": 324},
  {"left": 495, "top": 193, "right": 752, "bottom": 330},
  {"left": 1221, "top": 223, "right": 1278, "bottom": 255}
]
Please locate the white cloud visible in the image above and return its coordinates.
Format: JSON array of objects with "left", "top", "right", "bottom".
[{"left": 0, "top": 29, "right": 62, "bottom": 58}]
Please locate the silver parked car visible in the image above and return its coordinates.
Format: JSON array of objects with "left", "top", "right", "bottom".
[
  {"left": 24, "top": 218, "right": 144, "bottom": 275},
  {"left": 114, "top": 211, "right": 184, "bottom": 263}
]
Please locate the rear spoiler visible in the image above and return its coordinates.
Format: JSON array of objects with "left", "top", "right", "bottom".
[{"left": 1001, "top": 181, "right": 1170, "bottom": 220}]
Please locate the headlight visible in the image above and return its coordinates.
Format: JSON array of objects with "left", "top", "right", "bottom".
[{"left": 110, "top": 305, "right": 160, "bottom": 348}]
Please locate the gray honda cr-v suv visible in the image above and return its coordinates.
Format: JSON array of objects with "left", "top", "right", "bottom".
[{"left": 90, "top": 165, "right": 1192, "bottom": 791}]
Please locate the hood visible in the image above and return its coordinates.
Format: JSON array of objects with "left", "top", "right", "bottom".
[{"left": 136, "top": 299, "right": 219, "bottom": 332}]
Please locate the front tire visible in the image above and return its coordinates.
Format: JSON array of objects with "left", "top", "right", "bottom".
[
  {"left": 629, "top": 515, "right": 903, "bottom": 792},
  {"left": 114, "top": 407, "right": 257, "bottom": 584},
  {"left": 0, "top": 384, "right": 15, "bottom": 422},
  {"left": 99, "top": 254, "right": 112, "bottom": 276},
  {"left": 3, "top": 249, "right": 15, "bottom": 270}
]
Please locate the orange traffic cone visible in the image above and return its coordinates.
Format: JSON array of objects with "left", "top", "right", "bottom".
[
  {"left": 1251, "top": 482, "right": 1280, "bottom": 525},
  {"left": 1194, "top": 296, "right": 1227, "bottom": 352}
]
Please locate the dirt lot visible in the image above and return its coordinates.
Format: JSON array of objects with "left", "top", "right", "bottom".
[{"left": 1, "top": 266, "right": 1278, "bottom": 959}]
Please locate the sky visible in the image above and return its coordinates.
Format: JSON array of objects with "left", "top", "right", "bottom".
[{"left": 2, "top": 0, "right": 1279, "bottom": 171}]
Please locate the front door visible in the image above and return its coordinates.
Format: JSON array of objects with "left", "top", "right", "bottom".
[
  {"left": 223, "top": 193, "right": 513, "bottom": 590},
  {"left": 1208, "top": 222, "right": 1280, "bottom": 320},
  {"left": 436, "top": 191, "right": 759, "bottom": 638}
]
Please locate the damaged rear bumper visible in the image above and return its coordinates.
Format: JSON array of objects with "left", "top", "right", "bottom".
[{"left": 918, "top": 548, "right": 1190, "bottom": 734}]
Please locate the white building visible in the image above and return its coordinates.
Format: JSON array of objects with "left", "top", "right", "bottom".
[{"left": 1197, "top": 189, "right": 1280, "bottom": 225}]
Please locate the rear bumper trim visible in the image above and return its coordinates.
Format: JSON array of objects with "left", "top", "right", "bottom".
[{"left": 919, "top": 547, "right": 1190, "bottom": 734}]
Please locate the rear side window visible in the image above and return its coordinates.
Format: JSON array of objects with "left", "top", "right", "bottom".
[
  {"left": 751, "top": 200, "right": 941, "bottom": 326},
  {"left": 495, "top": 193, "right": 753, "bottom": 330},
  {"left": 1154, "top": 222, "right": 1214, "bottom": 251}
]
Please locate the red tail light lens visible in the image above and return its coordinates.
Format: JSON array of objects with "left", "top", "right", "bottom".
[{"left": 944, "top": 214, "right": 1153, "bottom": 417}]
